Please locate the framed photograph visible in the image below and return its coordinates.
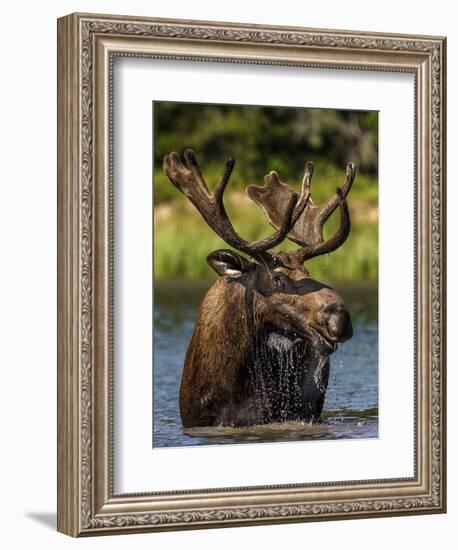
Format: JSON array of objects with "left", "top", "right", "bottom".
[{"left": 57, "top": 13, "right": 446, "bottom": 536}]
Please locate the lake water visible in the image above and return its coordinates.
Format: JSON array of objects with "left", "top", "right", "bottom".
[{"left": 153, "top": 279, "right": 378, "bottom": 447}]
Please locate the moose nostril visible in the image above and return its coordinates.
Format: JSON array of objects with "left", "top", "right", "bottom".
[{"left": 326, "top": 306, "right": 352, "bottom": 341}]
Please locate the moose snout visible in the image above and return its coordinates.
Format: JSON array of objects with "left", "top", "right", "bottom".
[{"left": 321, "top": 303, "right": 353, "bottom": 342}]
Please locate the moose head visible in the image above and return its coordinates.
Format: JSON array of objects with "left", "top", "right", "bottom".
[{"left": 163, "top": 149, "right": 355, "bottom": 428}]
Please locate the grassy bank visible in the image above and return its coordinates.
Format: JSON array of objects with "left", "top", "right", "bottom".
[{"left": 154, "top": 167, "right": 378, "bottom": 281}]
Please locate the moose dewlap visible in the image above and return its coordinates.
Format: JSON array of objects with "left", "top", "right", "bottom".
[{"left": 163, "top": 149, "right": 355, "bottom": 428}]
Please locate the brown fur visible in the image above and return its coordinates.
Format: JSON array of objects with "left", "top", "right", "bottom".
[
  {"left": 179, "top": 260, "right": 352, "bottom": 428},
  {"left": 164, "top": 150, "right": 356, "bottom": 428},
  {"left": 179, "top": 278, "right": 253, "bottom": 427}
]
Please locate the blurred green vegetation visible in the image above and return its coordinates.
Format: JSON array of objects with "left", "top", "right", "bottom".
[{"left": 153, "top": 102, "right": 378, "bottom": 281}]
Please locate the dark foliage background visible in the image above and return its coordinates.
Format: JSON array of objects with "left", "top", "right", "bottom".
[{"left": 153, "top": 102, "right": 378, "bottom": 281}]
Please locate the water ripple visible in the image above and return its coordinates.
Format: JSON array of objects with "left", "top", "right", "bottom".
[{"left": 153, "top": 280, "right": 378, "bottom": 448}]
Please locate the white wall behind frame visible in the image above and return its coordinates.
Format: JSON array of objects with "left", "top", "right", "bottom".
[{"left": 0, "top": 1, "right": 454, "bottom": 549}]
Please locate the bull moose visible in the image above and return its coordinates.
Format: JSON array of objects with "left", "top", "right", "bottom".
[{"left": 163, "top": 149, "right": 355, "bottom": 428}]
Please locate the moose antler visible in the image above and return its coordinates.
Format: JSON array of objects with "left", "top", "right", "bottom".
[
  {"left": 163, "top": 149, "right": 310, "bottom": 263},
  {"left": 246, "top": 161, "right": 356, "bottom": 262}
]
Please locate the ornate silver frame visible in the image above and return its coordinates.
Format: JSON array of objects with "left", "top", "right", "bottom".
[{"left": 57, "top": 12, "right": 446, "bottom": 536}]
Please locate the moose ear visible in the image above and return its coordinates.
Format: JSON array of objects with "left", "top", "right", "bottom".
[{"left": 207, "top": 249, "right": 254, "bottom": 279}]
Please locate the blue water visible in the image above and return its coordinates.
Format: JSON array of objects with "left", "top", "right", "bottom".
[{"left": 153, "top": 280, "right": 378, "bottom": 447}]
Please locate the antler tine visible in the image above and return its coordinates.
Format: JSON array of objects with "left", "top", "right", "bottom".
[
  {"left": 214, "top": 156, "right": 236, "bottom": 207},
  {"left": 250, "top": 192, "right": 299, "bottom": 254},
  {"left": 246, "top": 162, "right": 311, "bottom": 235},
  {"left": 245, "top": 160, "right": 356, "bottom": 263},
  {"left": 294, "top": 187, "right": 351, "bottom": 262},
  {"left": 301, "top": 161, "right": 314, "bottom": 196},
  {"left": 163, "top": 149, "right": 300, "bottom": 262},
  {"left": 292, "top": 161, "right": 314, "bottom": 224},
  {"left": 294, "top": 162, "right": 356, "bottom": 261},
  {"left": 163, "top": 151, "right": 210, "bottom": 207},
  {"left": 316, "top": 162, "right": 356, "bottom": 225},
  {"left": 182, "top": 149, "right": 212, "bottom": 195}
]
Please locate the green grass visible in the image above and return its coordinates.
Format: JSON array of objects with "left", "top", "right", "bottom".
[
  {"left": 153, "top": 195, "right": 377, "bottom": 282},
  {"left": 153, "top": 161, "right": 378, "bottom": 281}
]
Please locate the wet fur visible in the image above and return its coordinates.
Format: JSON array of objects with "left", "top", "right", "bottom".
[{"left": 179, "top": 276, "right": 331, "bottom": 428}]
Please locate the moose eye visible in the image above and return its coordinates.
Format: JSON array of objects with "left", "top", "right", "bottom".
[{"left": 272, "top": 274, "right": 285, "bottom": 290}]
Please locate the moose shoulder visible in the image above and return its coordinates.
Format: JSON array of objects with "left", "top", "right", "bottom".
[{"left": 163, "top": 150, "right": 355, "bottom": 428}]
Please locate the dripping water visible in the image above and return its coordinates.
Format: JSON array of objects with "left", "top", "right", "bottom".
[
  {"left": 247, "top": 325, "right": 322, "bottom": 425},
  {"left": 153, "top": 279, "right": 379, "bottom": 447},
  {"left": 323, "top": 344, "right": 344, "bottom": 423}
]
